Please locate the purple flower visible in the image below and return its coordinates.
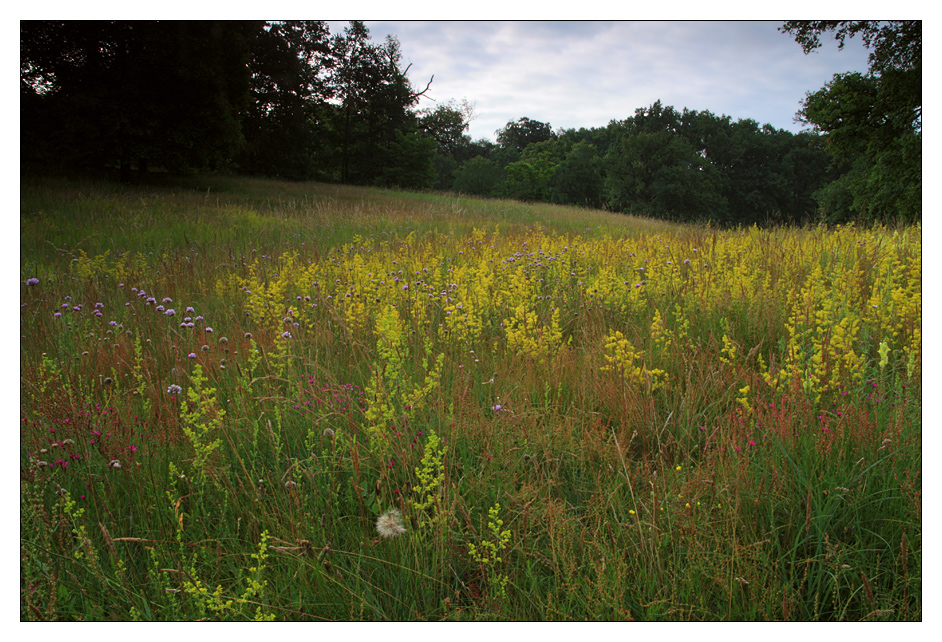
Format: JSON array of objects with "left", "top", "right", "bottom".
[
  {"left": 53, "top": 312, "right": 61, "bottom": 318},
  {"left": 281, "top": 331, "right": 292, "bottom": 339},
  {"left": 205, "top": 327, "right": 213, "bottom": 333},
  {"left": 188, "top": 353, "right": 197, "bottom": 358},
  {"left": 26, "top": 277, "right": 39, "bottom": 286},
  {"left": 165, "top": 309, "right": 175, "bottom": 316},
  {"left": 185, "top": 306, "right": 195, "bottom": 314},
  {"left": 155, "top": 305, "right": 165, "bottom": 312},
  {"left": 162, "top": 297, "right": 172, "bottom": 304},
  {"left": 167, "top": 384, "right": 182, "bottom": 394}
]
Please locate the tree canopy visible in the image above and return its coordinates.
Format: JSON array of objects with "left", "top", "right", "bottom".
[
  {"left": 780, "top": 20, "right": 921, "bottom": 222},
  {"left": 21, "top": 20, "right": 920, "bottom": 225}
]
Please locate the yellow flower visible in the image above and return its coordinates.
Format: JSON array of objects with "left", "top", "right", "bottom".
[
  {"left": 878, "top": 340, "right": 890, "bottom": 369},
  {"left": 675, "top": 465, "right": 682, "bottom": 471},
  {"left": 628, "top": 509, "right": 636, "bottom": 515}
]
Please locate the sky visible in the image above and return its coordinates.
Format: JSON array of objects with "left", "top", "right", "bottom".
[{"left": 326, "top": 20, "right": 874, "bottom": 142}]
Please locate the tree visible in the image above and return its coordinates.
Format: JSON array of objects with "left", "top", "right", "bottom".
[
  {"left": 453, "top": 157, "right": 504, "bottom": 197},
  {"left": 781, "top": 21, "right": 921, "bottom": 222},
  {"left": 21, "top": 21, "right": 258, "bottom": 178},
  {"left": 604, "top": 131, "right": 726, "bottom": 220},
  {"left": 550, "top": 142, "right": 604, "bottom": 208},
  {"left": 495, "top": 117, "right": 555, "bottom": 154},
  {"left": 378, "top": 129, "right": 436, "bottom": 189},
  {"left": 238, "top": 21, "right": 334, "bottom": 179},
  {"left": 328, "top": 21, "right": 433, "bottom": 185},
  {"left": 418, "top": 99, "right": 474, "bottom": 159}
]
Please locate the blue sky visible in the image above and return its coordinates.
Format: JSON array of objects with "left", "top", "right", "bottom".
[{"left": 327, "top": 20, "right": 874, "bottom": 142}]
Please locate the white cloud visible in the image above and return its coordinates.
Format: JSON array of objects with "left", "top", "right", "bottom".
[{"left": 331, "top": 20, "right": 873, "bottom": 140}]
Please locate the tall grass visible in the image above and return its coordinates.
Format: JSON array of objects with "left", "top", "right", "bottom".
[{"left": 20, "top": 174, "right": 920, "bottom": 621}]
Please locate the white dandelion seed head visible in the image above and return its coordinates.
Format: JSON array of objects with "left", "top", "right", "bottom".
[{"left": 376, "top": 508, "right": 407, "bottom": 539}]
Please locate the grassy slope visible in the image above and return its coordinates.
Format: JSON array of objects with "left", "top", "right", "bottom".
[{"left": 20, "top": 174, "right": 921, "bottom": 621}]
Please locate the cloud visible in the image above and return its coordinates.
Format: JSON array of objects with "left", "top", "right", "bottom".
[{"left": 334, "top": 20, "right": 872, "bottom": 140}]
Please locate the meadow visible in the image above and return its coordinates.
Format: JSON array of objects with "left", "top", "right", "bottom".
[{"left": 20, "top": 174, "right": 921, "bottom": 621}]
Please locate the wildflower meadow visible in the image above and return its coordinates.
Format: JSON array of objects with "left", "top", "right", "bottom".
[{"left": 20, "top": 174, "right": 921, "bottom": 621}]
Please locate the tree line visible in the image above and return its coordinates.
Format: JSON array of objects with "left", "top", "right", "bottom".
[{"left": 21, "top": 20, "right": 920, "bottom": 225}]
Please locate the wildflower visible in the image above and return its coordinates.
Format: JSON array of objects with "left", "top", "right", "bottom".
[
  {"left": 167, "top": 384, "right": 183, "bottom": 394},
  {"left": 188, "top": 353, "right": 197, "bottom": 358},
  {"left": 109, "top": 459, "right": 122, "bottom": 469},
  {"left": 162, "top": 297, "right": 172, "bottom": 304},
  {"left": 205, "top": 327, "right": 213, "bottom": 333},
  {"left": 284, "top": 480, "right": 297, "bottom": 490},
  {"left": 323, "top": 428, "right": 335, "bottom": 437},
  {"left": 878, "top": 341, "right": 890, "bottom": 369},
  {"left": 675, "top": 465, "right": 682, "bottom": 471},
  {"left": 156, "top": 305, "right": 165, "bottom": 312},
  {"left": 165, "top": 308, "right": 175, "bottom": 316},
  {"left": 201, "top": 345, "right": 209, "bottom": 352},
  {"left": 376, "top": 508, "right": 407, "bottom": 539},
  {"left": 186, "top": 306, "right": 195, "bottom": 314},
  {"left": 491, "top": 404, "right": 502, "bottom": 412},
  {"left": 26, "top": 277, "right": 39, "bottom": 286},
  {"left": 281, "top": 331, "right": 292, "bottom": 339}
]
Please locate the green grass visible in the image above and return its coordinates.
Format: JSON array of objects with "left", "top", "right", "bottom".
[{"left": 20, "top": 173, "right": 920, "bottom": 621}]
